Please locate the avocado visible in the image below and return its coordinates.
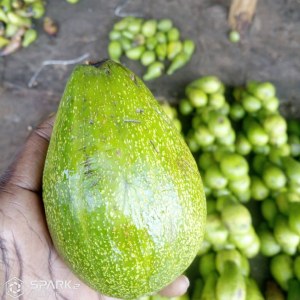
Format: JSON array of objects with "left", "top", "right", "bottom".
[
  {"left": 216, "top": 261, "right": 246, "bottom": 300},
  {"left": 43, "top": 60, "right": 206, "bottom": 299}
]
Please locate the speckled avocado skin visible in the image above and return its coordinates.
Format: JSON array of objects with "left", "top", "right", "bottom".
[{"left": 43, "top": 60, "right": 206, "bottom": 299}]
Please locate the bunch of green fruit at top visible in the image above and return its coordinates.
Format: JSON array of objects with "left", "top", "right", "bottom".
[
  {"left": 107, "top": 16, "right": 195, "bottom": 81},
  {"left": 159, "top": 77, "right": 300, "bottom": 299},
  {"left": 0, "top": 0, "right": 79, "bottom": 55}
]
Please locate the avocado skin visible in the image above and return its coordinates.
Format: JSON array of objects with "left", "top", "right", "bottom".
[{"left": 43, "top": 60, "right": 206, "bottom": 299}]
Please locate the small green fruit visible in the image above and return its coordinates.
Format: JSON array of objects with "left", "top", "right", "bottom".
[
  {"left": 140, "top": 50, "right": 156, "bottom": 66},
  {"left": 229, "top": 30, "right": 240, "bottom": 43},
  {"left": 108, "top": 40, "right": 122, "bottom": 61},
  {"left": 167, "top": 27, "right": 180, "bottom": 41},
  {"left": 143, "top": 61, "right": 164, "bottom": 81},
  {"left": 142, "top": 19, "right": 157, "bottom": 37},
  {"left": 167, "top": 52, "right": 190, "bottom": 75},
  {"left": 126, "top": 45, "right": 145, "bottom": 60},
  {"left": 157, "top": 18, "right": 173, "bottom": 32}
]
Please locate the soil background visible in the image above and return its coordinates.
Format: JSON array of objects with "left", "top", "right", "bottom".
[{"left": 1, "top": 0, "right": 300, "bottom": 173}]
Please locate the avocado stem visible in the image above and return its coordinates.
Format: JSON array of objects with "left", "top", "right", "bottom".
[{"left": 88, "top": 59, "right": 110, "bottom": 68}]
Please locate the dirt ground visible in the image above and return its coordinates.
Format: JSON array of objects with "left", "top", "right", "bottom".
[{"left": 1, "top": 0, "right": 300, "bottom": 173}]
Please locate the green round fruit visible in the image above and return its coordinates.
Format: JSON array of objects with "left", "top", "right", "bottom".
[
  {"left": 146, "top": 36, "right": 158, "bottom": 50},
  {"left": 229, "top": 30, "right": 240, "bottom": 43},
  {"left": 199, "top": 252, "right": 216, "bottom": 279},
  {"left": 157, "top": 19, "right": 173, "bottom": 32},
  {"left": 229, "top": 227, "right": 256, "bottom": 250},
  {"left": 221, "top": 203, "right": 252, "bottom": 234},
  {"left": 262, "top": 164, "right": 287, "bottom": 191},
  {"left": 274, "top": 215, "right": 300, "bottom": 256},
  {"left": 108, "top": 40, "right": 122, "bottom": 61},
  {"left": 109, "top": 30, "right": 122, "bottom": 40},
  {"left": 208, "top": 113, "right": 231, "bottom": 138},
  {"left": 167, "top": 40, "right": 182, "bottom": 60},
  {"left": 143, "top": 61, "right": 164, "bottom": 81},
  {"left": 208, "top": 93, "right": 226, "bottom": 109},
  {"left": 155, "top": 31, "right": 167, "bottom": 43},
  {"left": 182, "top": 39, "right": 195, "bottom": 56},
  {"left": 216, "top": 249, "right": 242, "bottom": 274},
  {"left": 241, "top": 94, "right": 262, "bottom": 113},
  {"left": 114, "top": 17, "right": 132, "bottom": 31},
  {"left": 228, "top": 175, "right": 251, "bottom": 195},
  {"left": 140, "top": 50, "right": 156, "bottom": 66},
  {"left": 127, "top": 18, "right": 142, "bottom": 34},
  {"left": 220, "top": 153, "right": 249, "bottom": 180},
  {"left": 194, "top": 125, "right": 215, "bottom": 147},
  {"left": 263, "top": 114, "right": 287, "bottom": 136},
  {"left": 246, "top": 123, "right": 269, "bottom": 147},
  {"left": 261, "top": 198, "right": 277, "bottom": 227},
  {"left": 229, "top": 103, "right": 245, "bottom": 121},
  {"left": 263, "top": 96, "right": 279, "bottom": 112},
  {"left": 251, "top": 82, "right": 276, "bottom": 101},
  {"left": 270, "top": 254, "right": 294, "bottom": 291},
  {"left": 241, "top": 233, "right": 260, "bottom": 258},
  {"left": 250, "top": 176, "right": 269, "bottom": 201},
  {"left": 235, "top": 134, "right": 252, "bottom": 155},
  {"left": 206, "top": 224, "right": 229, "bottom": 249},
  {"left": 289, "top": 134, "right": 300, "bottom": 157},
  {"left": 179, "top": 99, "right": 193, "bottom": 115},
  {"left": 219, "top": 102, "right": 230, "bottom": 115},
  {"left": 217, "top": 129, "right": 236, "bottom": 146},
  {"left": 204, "top": 165, "right": 228, "bottom": 190},
  {"left": 141, "top": 19, "right": 157, "bottom": 37},
  {"left": 167, "top": 27, "right": 180, "bottom": 41},
  {"left": 276, "top": 192, "right": 290, "bottom": 215},
  {"left": 198, "top": 152, "right": 215, "bottom": 171},
  {"left": 259, "top": 227, "right": 281, "bottom": 257},
  {"left": 186, "top": 87, "right": 208, "bottom": 108},
  {"left": 188, "top": 76, "right": 222, "bottom": 94},
  {"left": 120, "top": 37, "right": 132, "bottom": 51}
]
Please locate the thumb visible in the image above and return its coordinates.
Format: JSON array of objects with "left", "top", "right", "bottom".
[
  {"left": 0, "top": 114, "right": 55, "bottom": 194},
  {"left": 159, "top": 275, "right": 190, "bottom": 298}
]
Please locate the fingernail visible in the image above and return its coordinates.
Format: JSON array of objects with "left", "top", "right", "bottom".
[{"left": 182, "top": 275, "right": 190, "bottom": 288}]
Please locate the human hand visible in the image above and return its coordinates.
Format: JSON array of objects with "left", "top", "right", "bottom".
[{"left": 0, "top": 115, "right": 189, "bottom": 300}]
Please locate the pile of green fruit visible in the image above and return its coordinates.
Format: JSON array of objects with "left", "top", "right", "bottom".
[
  {"left": 0, "top": 0, "right": 44, "bottom": 54},
  {"left": 108, "top": 16, "right": 195, "bottom": 80},
  {"left": 159, "top": 77, "right": 300, "bottom": 299},
  {"left": 0, "top": 0, "right": 79, "bottom": 55}
]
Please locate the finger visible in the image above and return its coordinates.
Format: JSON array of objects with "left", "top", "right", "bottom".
[
  {"left": 159, "top": 275, "right": 190, "bottom": 297},
  {"left": 2, "top": 114, "right": 55, "bottom": 193}
]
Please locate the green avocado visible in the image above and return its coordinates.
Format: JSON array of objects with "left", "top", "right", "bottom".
[{"left": 43, "top": 60, "right": 206, "bottom": 299}]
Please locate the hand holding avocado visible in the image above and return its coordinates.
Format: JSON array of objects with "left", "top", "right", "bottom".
[{"left": 0, "top": 114, "right": 190, "bottom": 300}]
